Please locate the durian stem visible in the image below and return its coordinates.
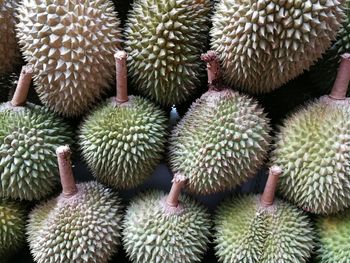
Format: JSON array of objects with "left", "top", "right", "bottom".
[
  {"left": 11, "top": 64, "right": 33, "bottom": 107},
  {"left": 201, "top": 50, "right": 221, "bottom": 89},
  {"left": 329, "top": 53, "right": 350, "bottom": 100},
  {"left": 56, "top": 145, "right": 77, "bottom": 197},
  {"left": 260, "top": 166, "right": 282, "bottom": 207},
  {"left": 166, "top": 174, "right": 187, "bottom": 207},
  {"left": 115, "top": 50, "right": 129, "bottom": 104}
]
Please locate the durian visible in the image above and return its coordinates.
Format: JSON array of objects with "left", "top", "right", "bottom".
[
  {"left": 124, "top": 0, "right": 211, "bottom": 106},
  {"left": 210, "top": 0, "right": 345, "bottom": 93},
  {"left": 80, "top": 51, "right": 168, "bottom": 189},
  {"left": 16, "top": 0, "right": 121, "bottom": 116},
  {"left": 214, "top": 166, "right": 314, "bottom": 263},
  {"left": 271, "top": 54, "right": 350, "bottom": 214},
  {"left": 0, "top": 65, "right": 73, "bottom": 200},
  {"left": 27, "top": 146, "right": 122, "bottom": 263},
  {"left": 169, "top": 51, "right": 270, "bottom": 195},
  {"left": 122, "top": 174, "right": 211, "bottom": 263}
]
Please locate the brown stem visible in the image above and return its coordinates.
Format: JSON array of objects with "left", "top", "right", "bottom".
[
  {"left": 56, "top": 145, "right": 77, "bottom": 197},
  {"left": 115, "top": 50, "right": 129, "bottom": 104},
  {"left": 11, "top": 64, "right": 33, "bottom": 106},
  {"left": 201, "top": 50, "right": 221, "bottom": 89},
  {"left": 166, "top": 174, "right": 187, "bottom": 207},
  {"left": 329, "top": 53, "right": 350, "bottom": 100},
  {"left": 260, "top": 166, "right": 282, "bottom": 207}
]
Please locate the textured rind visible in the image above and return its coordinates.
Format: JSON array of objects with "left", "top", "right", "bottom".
[
  {"left": 79, "top": 96, "right": 168, "bottom": 189},
  {"left": 0, "top": 0, "right": 20, "bottom": 75},
  {"left": 122, "top": 190, "right": 211, "bottom": 263},
  {"left": 316, "top": 210, "right": 350, "bottom": 263},
  {"left": 271, "top": 98, "right": 350, "bottom": 214},
  {"left": 16, "top": 0, "right": 121, "bottom": 116},
  {"left": 211, "top": 0, "right": 345, "bottom": 93},
  {"left": 169, "top": 89, "right": 271, "bottom": 194},
  {"left": 0, "top": 199, "right": 25, "bottom": 257},
  {"left": 0, "top": 103, "right": 73, "bottom": 200},
  {"left": 27, "top": 181, "right": 122, "bottom": 263},
  {"left": 214, "top": 195, "right": 314, "bottom": 263},
  {"left": 124, "top": 0, "right": 211, "bottom": 106}
]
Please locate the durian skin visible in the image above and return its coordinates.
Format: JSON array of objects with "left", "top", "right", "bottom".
[
  {"left": 271, "top": 98, "right": 350, "bottom": 214},
  {"left": 124, "top": 0, "right": 211, "bottom": 106},
  {"left": 210, "top": 0, "right": 345, "bottom": 93},
  {"left": 0, "top": 103, "right": 74, "bottom": 200},
  {"left": 16, "top": 0, "right": 121, "bottom": 117},
  {"left": 214, "top": 195, "right": 314, "bottom": 263},
  {"left": 79, "top": 96, "right": 168, "bottom": 189},
  {"left": 27, "top": 181, "right": 122, "bottom": 263},
  {"left": 169, "top": 89, "right": 271, "bottom": 194},
  {"left": 122, "top": 190, "right": 211, "bottom": 263}
]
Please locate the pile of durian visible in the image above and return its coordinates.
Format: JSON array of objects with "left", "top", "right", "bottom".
[{"left": 1, "top": 0, "right": 350, "bottom": 262}]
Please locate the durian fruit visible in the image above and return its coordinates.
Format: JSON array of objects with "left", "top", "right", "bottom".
[
  {"left": 0, "top": 65, "right": 73, "bottom": 200},
  {"left": 214, "top": 166, "right": 315, "bottom": 263},
  {"left": 16, "top": 0, "right": 121, "bottom": 116},
  {"left": 27, "top": 146, "right": 122, "bottom": 263},
  {"left": 0, "top": 0, "right": 20, "bottom": 75},
  {"left": 210, "top": 0, "right": 345, "bottom": 93},
  {"left": 80, "top": 51, "right": 168, "bottom": 189},
  {"left": 271, "top": 54, "right": 350, "bottom": 214},
  {"left": 122, "top": 174, "right": 211, "bottom": 263},
  {"left": 124, "top": 0, "right": 211, "bottom": 106},
  {"left": 0, "top": 199, "right": 26, "bottom": 257},
  {"left": 169, "top": 51, "right": 270, "bottom": 195}
]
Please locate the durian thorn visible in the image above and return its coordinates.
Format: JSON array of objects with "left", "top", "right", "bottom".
[
  {"left": 11, "top": 64, "right": 33, "bottom": 107},
  {"left": 329, "top": 53, "right": 350, "bottom": 100},
  {"left": 115, "top": 50, "right": 129, "bottom": 105},
  {"left": 56, "top": 145, "right": 77, "bottom": 197},
  {"left": 201, "top": 50, "right": 222, "bottom": 90},
  {"left": 166, "top": 173, "right": 187, "bottom": 208},
  {"left": 260, "top": 166, "right": 282, "bottom": 207}
]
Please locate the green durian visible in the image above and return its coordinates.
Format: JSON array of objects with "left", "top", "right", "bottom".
[
  {"left": 122, "top": 175, "right": 211, "bottom": 263},
  {"left": 27, "top": 146, "right": 122, "bottom": 263},
  {"left": 124, "top": 0, "right": 211, "bottom": 106},
  {"left": 169, "top": 51, "right": 270, "bottom": 195},
  {"left": 210, "top": 0, "right": 345, "bottom": 93},
  {"left": 16, "top": 0, "right": 121, "bottom": 116},
  {"left": 80, "top": 51, "right": 168, "bottom": 189},
  {"left": 214, "top": 166, "right": 314, "bottom": 263}
]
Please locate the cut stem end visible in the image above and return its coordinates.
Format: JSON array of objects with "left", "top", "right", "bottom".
[
  {"left": 329, "top": 53, "right": 350, "bottom": 100},
  {"left": 11, "top": 64, "right": 33, "bottom": 107},
  {"left": 260, "top": 166, "right": 282, "bottom": 207},
  {"left": 115, "top": 50, "right": 129, "bottom": 104},
  {"left": 166, "top": 174, "right": 187, "bottom": 208},
  {"left": 201, "top": 51, "right": 221, "bottom": 89},
  {"left": 56, "top": 145, "right": 77, "bottom": 197}
]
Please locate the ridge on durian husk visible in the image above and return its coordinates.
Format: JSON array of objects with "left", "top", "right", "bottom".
[
  {"left": 27, "top": 181, "right": 122, "bottom": 263},
  {"left": 122, "top": 190, "right": 211, "bottom": 263},
  {"left": 214, "top": 195, "right": 314, "bottom": 263},
  {"left": 79, "top": 96, "right": 168, "bottom": 189},
  {"left": 124, "top": 0, "right": 211, "bottom": 106},
  {"left": 0, "top": 103, "right": 73, "bottom": 200},
  {"left": 169, "top": 89, "right": 271, "bottom": 195},
  {"left": 271, "top": 98, "right": 350, "bottom": 214},
  {"left": 16, "top": 0, "right": 121, "bottom": 116},
  {"left": 210, "top": 0, "right": 345, "bottom": 93}
]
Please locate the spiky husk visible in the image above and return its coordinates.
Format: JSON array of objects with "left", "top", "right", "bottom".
[
  {"left": 122, "top": 190, "right": 211, "bottom": 263},
  {"left": 27, "top": 181, "right": 122, "bottom": 263},
  {"left": 124, "top": 0, "right": 211, "bottom": 106},
  {"left": 271, "top": 98, "right": 350, "bottom": 214},
  {"left": 16, "top": 0, "right": 121, "bottom": 116},
  {"left": 80, "top": 96, "right": 168, "bottom": 189},
  {"left": 214, "top": 195, "right": 314, "bottom": 263},
  {"left": 169, "top": 89, "right": 270, "bottom": 194},
  {"left": 0, "top": 103, "right": 73, "bottom": 200},
  {"left": 210, "top": 0, "right": 345, "bottom": 93}
]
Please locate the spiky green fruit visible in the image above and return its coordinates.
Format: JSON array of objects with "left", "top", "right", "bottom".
[
  {"left": 271, "top": 97, "right": 350, "bottom": 214},
  {"left": 27, "top": 181, "right": 122, "bottom": 263},
  {"left": 16, "top": 0, "right": 121, "bottom": 116},
  {"left": 0, "top": 199, "right": 25, "bottom": 257},
  {"left": 124, "top": 0, "right": 211, "bottom": 106},
  {"left": 210, "top": 0, "right": 345, "bottom": 93},
  {"left": 0, "top": 103, "right": 73, "bottom": 200},
  {"left": 122, "top": 190, "right": 211, "bottom": 263},
  {"left": 169, "top": 89, "right": 270, "bottom": 194},
  {"left": 215, "top": 195, "right": 314, "bottom": 263},
  {"left": 80, "top": 96, "right": 168, "bottom": 189}
]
